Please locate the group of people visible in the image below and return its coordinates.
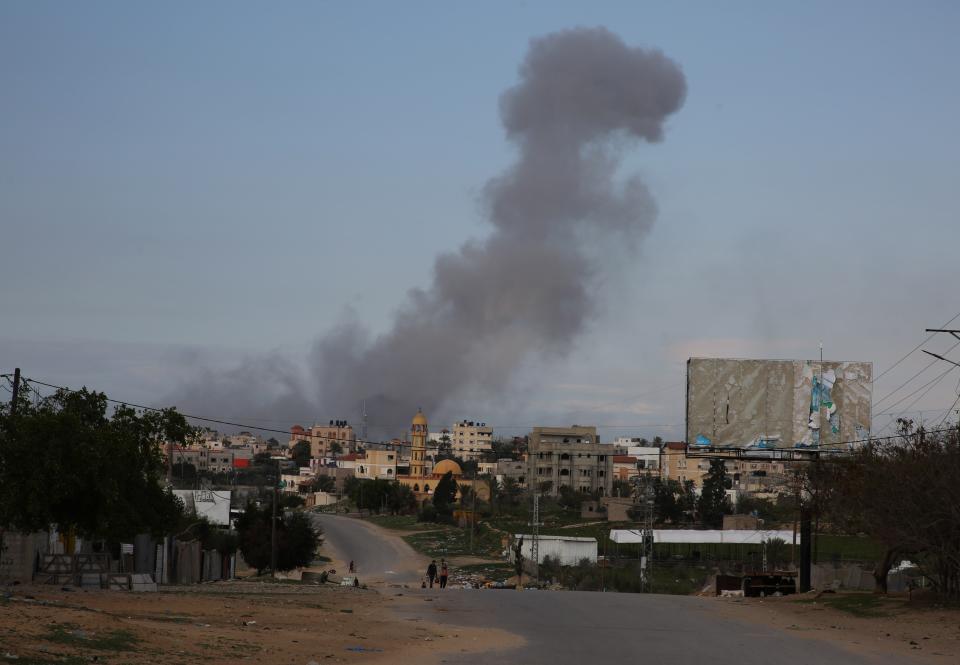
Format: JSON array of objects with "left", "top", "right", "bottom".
[{"left": 425, "top": 559, "right": 449, "bottom": 588}]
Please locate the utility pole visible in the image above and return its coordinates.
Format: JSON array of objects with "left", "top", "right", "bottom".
[
  {"left": 271, "top": 459, "right": 279, "bottom": 579},
  {"left": 468, "top": 466, "right": 476, "bottom": 554},
  {"left": 9, "top": 368, "right": 20, "bottom": 414},
  {"left": 530, "top": 493, "right": 542, "bottom": 583}
]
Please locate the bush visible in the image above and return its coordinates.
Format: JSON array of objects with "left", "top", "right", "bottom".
[{"left": 417, "top": 503, "right": 438, "bottom": 523}]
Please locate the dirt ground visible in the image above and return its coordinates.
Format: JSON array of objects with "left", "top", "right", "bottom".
[
  {"left": 0, "top": 582, "right": 521, "bottom": 665},
  {"left": 714, "top": 591, "right": 960, "bottom": 663}
]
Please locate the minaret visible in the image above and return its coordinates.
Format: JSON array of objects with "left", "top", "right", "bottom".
[{"left": 410, "top": 408, "right": 428, "bottom": 478}]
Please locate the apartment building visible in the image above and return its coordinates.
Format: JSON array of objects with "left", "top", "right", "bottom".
[
  {"left": 660, "top": 442, "right": 789, "bottom": 495},
  {"left": 289, "top": 420, "right": 357, "bottom": 459},
  {"left": 527, "top": 426, "right": 613, "bottom": 497},
  {"left": 451, "top": 420, "right": 493, "bottom": 460},
  {"left": 355, "top": 448, "right": 398, "bottom": 480}
]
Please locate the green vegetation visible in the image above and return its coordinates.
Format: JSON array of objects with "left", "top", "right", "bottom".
[
  {"left": 44, "top": 623, "right": 140, "bottom": 651},
  {"left": 798, "top": 593, "right": 891, "bottom": 618},
  {"left": 343, "top": 477, "right": 416, "bottom": 515},
  {"left": 538, "top": 558, "right": 707, "bottom": 595},
  {"left": 455, "top": 561, "right": 514, "bottom": 577},
  {"left": 236, "top": 501, "right": 320, "bottom": 575},
  {"left": 367, "top": 514, "right": 431, "bottom": 531},
  {"left": 403, "top": 523, "right": 503, "bottom": 559},
  {"left": 0, "top": 386, "right": 188, "bottom": 541}
]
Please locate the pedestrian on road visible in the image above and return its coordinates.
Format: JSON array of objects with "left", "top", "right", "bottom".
[
  {"left": 439, "top": 560, "right": 448, "bottom": 589},
  {"left": 427, "top": 560, "right": 438, "bottom": 588}
]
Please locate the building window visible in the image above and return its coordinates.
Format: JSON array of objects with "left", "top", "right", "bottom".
[
  {"left": 560, "top": 469, "right": 570, "bottom": 476},
  {"left": 598, "top": 470, "right": 605, "bottom": 477},
  {"left": 560, "top": 453, "right": 570, "bottom": 461},
  {"left": 599, "top": 455, "right": 605, "bottom": 461},
  {"left": 424, "top": 484, "right": 431, "bottom": 492},
  {"left": 413, "top": 484, "right": 420, "bottom": 492}
]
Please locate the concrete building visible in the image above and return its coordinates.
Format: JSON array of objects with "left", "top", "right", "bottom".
[
  {"left": 659, "top": 441, "right": 709, "bottom": 487},
  {"left": 659, "top": 442, "right": 789, "bottom": 494},
  {"left": 289, "top": 420, "right": 357, "bottom": 459},
  {"left": 355, "top": 448, "right": 398, "bottom": 480},
  {"left": 527, "top": 426, "right": 613, "bottom": 497},
  {"left": 496, "top": 458, "right": 527, "bottom": 489},
  {"left": 612, "top": 455, "right": 639, "bottom": 481},
  {"left": 451, "top": 420, "right": 493, "bottom": 460},
  {"left": 627, "top": 446, "right": 661, "bottom": 473}
]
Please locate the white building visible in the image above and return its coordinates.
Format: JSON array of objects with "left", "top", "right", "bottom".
[{"left": 512, "top": 535, "right": 598, "bottom": 565}]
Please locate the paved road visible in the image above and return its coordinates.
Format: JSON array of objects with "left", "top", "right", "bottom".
[
  {"left": 316, "top": 514, "right": 926, "bottom": 665},
  {"left": 392, "top": 589, "right": 924, "bottom": 665},
  {"left": 310, "top": 513, "right": 427, "bottom": 586}
]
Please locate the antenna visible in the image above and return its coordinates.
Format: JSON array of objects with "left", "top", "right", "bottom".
[{"left": 360, "top": 399, "right": 368, "bottom": 441}]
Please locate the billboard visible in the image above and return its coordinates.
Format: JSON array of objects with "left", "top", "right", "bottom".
[{"left": 686, "top": 358, "right": 872, "bottom": 449}]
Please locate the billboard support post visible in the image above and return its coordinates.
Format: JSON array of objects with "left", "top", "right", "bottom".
[{"left": 799, "top": 505, "right": 812, "bottom": 592}]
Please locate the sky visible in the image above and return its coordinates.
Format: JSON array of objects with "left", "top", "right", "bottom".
[{"left": 2, "top": 1, "right": 959, "bottom": 441}]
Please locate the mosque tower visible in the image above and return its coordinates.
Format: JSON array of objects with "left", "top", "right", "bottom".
[{"left": 410, "top": 408, "right": 428, "bottom": 478}]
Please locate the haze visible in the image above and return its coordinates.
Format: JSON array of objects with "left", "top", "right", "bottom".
[{"left": 2, "top": 1, "right": 959, "bottom": 439}]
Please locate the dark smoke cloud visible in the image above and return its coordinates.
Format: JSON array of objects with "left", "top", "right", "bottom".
[{"left": 174, "top": 27, "right": 686, "bottom": 438}]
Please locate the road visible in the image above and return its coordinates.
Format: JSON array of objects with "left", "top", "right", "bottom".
[
  {"left": 316, "top": 515, "right": 926, "bottom": 665},
  {"left": 310, "top": 513, "right": 427, "bottom": 586}
]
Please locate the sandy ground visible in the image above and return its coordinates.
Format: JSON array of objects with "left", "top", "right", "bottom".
[
  {"left": 0, "top": 582, "right": 521, "bottom": 665},
  {"left": 713, "top": 592, "right": 960, "bottom": 663}
]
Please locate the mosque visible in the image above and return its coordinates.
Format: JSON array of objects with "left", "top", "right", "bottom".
[{"left": 396, "top": 409, "right": 489, "bottom": 502}]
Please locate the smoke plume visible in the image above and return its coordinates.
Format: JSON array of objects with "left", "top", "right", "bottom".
[{"left": 175, "top": 27, "right": 686, "bottom": 437}]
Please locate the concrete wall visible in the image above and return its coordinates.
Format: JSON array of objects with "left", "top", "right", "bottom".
[
  {"left": 0, "top": 531, "right": 49, "bottom": 583},
  {"left": 513, "top": 535, "right": 598, "bottom": 565}
]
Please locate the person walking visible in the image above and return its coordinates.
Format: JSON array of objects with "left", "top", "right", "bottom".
[
  {"left": 427, "top": 560, "right": 438, "bottom": 588},
  {"left": 439, "top": 559, "right": 449, "bottom": 589}
]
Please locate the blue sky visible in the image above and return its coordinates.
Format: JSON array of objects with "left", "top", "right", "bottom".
[{"left": 2, "top": 1, "right": 959, "bottom": 439}]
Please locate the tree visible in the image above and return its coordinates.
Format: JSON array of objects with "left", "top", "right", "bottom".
[
  {"left": 481, "top": 474, "right": 500, "bottom": 515},
  {"left": 171, "top": 461, "right": 198, "bottom": 483},
  {"left": 280, "top": 493, "right": 305, "bottom": 509},
  {"left": 432, "top": 471, "right": 458, "bottom": 519},
  {"left": 557, "top": 485, "right": 588, "bottom": 511},
  {"left": 537, "top": 480, "right": 554, "bottom": 495},
  {"left": 0, "top": 387, "right": 187, "bottom": 542},
  {"left": 236, "top": 500, "right": 319, "bottom": 575},
  {"left": 387, "top": 484, "right": 417, "bottom": 515},
  {"left": 437, "top": 432, "right": 453, "bottom": 460},
  {"left": 500, "top": 477, "right": 522, "bottom": 507},
  {"left": 329, "top": 441, "right": 343, "bottom": 456},
  {"left": 809, "top": 423, "right": 960, "bottom": 597},
  {"left": 305, "top": 475, "right": 336, "bottom": 493},
  {"left": 612, "top": 479, "right": 632, "bottom": 498},
  {"left": 697, "top": 460, "right": 732, "bottom": 528},
  {"left": 291, "top": 440, "right": 312, "bottom": 468},
  {"left": 652, "top": 478, "right": 695, "bottom": 525},
  {"left": 253, "top": 451, "right": 273, "bottom": 465}
]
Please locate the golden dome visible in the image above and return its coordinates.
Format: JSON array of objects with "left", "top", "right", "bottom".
[
  {"left": 412, "top": 409, "right": 428, "bottom": 427},
  {"left": 433, "top": 459, "right": 462, "bottom": 477}
]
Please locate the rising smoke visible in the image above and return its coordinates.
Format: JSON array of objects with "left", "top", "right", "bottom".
[{"left": 175, "top": 27, "right": 686, "bottom": 437}]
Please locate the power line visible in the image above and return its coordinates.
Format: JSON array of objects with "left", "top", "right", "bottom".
[
  {"left": 872, "top": 338, "right": 960, "bottom": 409},
  {"left": 872, "top": 310, "right": 960, "bottom": 383},
  {"left": 935, "top": 391, "right": 960, "bottom": 431},
  {"left": 873, "top": 365, "right": 958, "bottom": 436}
]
